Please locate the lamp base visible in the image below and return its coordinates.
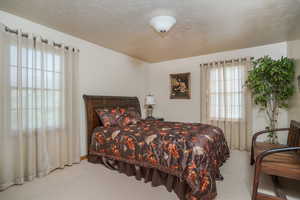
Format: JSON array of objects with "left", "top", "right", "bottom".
[
  {"left": 145, "top": 116, "right": 156, "bottom": 120},
  {"left": 146, "top": 106, "right": 154, "bottom": 119}
]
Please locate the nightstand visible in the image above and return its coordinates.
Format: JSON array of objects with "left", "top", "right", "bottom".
[{"left": 145, "top": 117, "right": 164, "bottom": 121}]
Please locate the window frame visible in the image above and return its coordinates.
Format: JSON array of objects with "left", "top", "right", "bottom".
[
  {"left": 9, "top": 45, "right": 64, "bottom": 131},
  {"left": 208, "top": 65, "right": 244, "bottom": 121}
]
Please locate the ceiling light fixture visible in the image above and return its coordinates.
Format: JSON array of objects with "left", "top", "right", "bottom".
[{"left": 150, "top": 16, "right": 176, "bottom": 35}]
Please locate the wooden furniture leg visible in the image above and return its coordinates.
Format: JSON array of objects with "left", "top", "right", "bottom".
[{"left": 252, "top": 160, "right": 262, "bottom": 200}]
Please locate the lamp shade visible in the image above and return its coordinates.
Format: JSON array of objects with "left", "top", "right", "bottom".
[{"left": 145, "top": 95, "right": 156, "bottom": 105}]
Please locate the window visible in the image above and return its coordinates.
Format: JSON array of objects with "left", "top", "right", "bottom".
[
  {"left": 9, "top": 45, "right": 63, "bottom": 131},
  {"left": 209, "top": 65, "right": 244, "bottom": 120}
]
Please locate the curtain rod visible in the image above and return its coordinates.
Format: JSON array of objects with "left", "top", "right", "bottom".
[
  {"left": 4, "top": 26, "right": 80, "bottom": 52},
  {"left": 200, "top": 57, "right": 254, "bottom": 67}
]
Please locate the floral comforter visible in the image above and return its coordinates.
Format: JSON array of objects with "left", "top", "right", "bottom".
[{"left": 90, "top": 120, "right": 229, "bottom": 200}]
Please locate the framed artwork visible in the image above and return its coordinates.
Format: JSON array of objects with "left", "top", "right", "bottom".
[{"left": 170, "top": 72, "right": 191, "bottom": 99}]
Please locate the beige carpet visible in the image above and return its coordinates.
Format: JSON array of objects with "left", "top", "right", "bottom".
[{"left": 0, "top": 151, "right": 299, "bottom": 200}]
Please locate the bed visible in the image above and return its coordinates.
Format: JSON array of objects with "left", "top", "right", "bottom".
[{"left": 83, "top": 95, "right": 229, "bottom": 200}]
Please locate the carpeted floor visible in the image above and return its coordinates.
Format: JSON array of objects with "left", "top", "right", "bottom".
[{"left": 0, "top": 151, "right": 299, "bottom": 200}]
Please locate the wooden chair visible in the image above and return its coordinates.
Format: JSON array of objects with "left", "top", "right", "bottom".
[{"left": 250, "top": 120, "right": 300, "bottom": 200}]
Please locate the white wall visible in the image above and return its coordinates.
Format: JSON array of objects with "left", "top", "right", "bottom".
[
  {"left": 145, "top": 42, "right": 289, "bottom": 138},
  {"left": 287, "top": 40, "right": 300, "bottom": 122},
  {"left": 0, "top": 11, "right": 148, "bottom": 156}
]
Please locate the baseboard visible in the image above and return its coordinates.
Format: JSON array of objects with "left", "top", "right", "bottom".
[{"left": 80, "top": 155, "right": 87, "bottom": 161}]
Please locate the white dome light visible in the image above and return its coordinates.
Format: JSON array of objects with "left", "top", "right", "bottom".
[{"left": 150, "top": 16, "right": 176, "bottom": 34}]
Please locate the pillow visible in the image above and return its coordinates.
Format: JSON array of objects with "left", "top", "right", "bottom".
[
  {"left": 117, "top": 114, "right": 140, "bottom": 127},
  {"left": 96, "top": 108, "right": 121, "bottom": 127},
  {"left": 126, "top": 107, "right": 141, "bottom": 120},
  {"left": 118, "top": 107, "right": 141, "bottom": 127}
]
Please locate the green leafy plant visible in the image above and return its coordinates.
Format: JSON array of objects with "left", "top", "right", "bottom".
[{"left": 245, "top": 56, "right": 295, "bottom": 143}]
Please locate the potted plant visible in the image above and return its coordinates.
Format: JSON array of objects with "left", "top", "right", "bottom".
[{"left": 245, "top": 56, "right": 295, "bottom": 144}]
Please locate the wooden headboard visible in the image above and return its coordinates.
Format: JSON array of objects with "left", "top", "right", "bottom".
[{"left": 83, "top": 95, "right": 141, "bottom": 153}]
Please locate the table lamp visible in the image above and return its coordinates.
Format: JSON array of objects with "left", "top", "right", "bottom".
[{"left": 145, "top": 94, "right": 156, "bottom": 120}]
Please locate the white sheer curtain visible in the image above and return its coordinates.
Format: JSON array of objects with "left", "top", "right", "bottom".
[
  {"left": 200, "top": 58, "right": 252, "bottom": 150},
  {"left": 0, "top": 25, "right": 80, "bottom": 191}
]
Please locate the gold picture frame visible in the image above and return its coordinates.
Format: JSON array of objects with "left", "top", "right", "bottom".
[{"left": 170, "top": 72, "right": 191, "bottom": 99}]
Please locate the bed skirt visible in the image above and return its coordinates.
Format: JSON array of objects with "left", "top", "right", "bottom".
[{"left": 88, "top": 154, "right": 217, "bottom": 200}]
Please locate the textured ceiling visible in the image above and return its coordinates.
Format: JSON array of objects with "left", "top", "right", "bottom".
[{"left": 1, "top": 0, "right": 300, "bottom": 62}]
